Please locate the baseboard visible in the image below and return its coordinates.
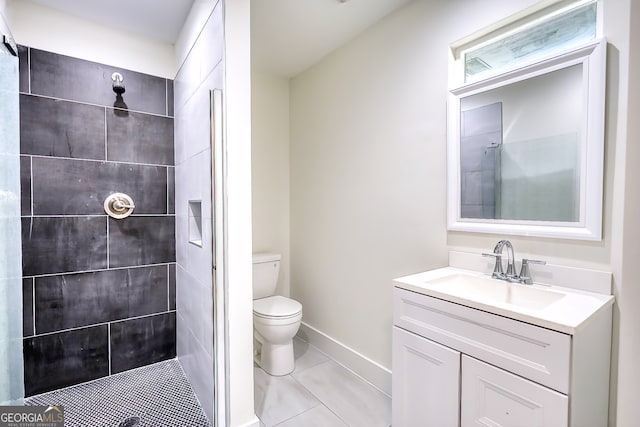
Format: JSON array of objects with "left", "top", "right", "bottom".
[
  {"left": 297, "top": 322, "right": 392, "bottom": 396},
  {"left": 234, "top": 417, "right": 260, "bottom": 427}
]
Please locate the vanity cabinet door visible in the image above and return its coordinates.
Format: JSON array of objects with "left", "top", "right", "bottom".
[
  {"left": 392, "top": 327, "right": 460, "bottom": 427},
  {"left": 461, "top": 356, "right": 568, "bottom": 427}
]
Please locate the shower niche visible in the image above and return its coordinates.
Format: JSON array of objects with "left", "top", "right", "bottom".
[{"left": 188, "top": 200, "right": 203, "bottom": 247}]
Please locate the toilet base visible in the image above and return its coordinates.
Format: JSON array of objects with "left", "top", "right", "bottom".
[{"left": 254, "top": 338, "right": 295, "bottom": 376}]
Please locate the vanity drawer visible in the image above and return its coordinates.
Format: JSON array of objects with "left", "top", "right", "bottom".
[
  {"left": 461, "top": 355, "right": 568, "bottom": 426},
  {"left": 393, "top": 287, "right": 571, "bottom": 393}
]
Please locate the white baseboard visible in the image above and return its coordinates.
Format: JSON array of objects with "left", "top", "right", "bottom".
[
  {"left": 297, "top": 322, "right": 392, "bottom": 396},
  {"left": 234, "top": 417, "right": 260, "bottom": 427}
]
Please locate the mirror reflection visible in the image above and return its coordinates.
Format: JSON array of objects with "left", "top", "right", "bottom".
[{"left": 459, "top": 64, "right": 583, "bottom": 222}]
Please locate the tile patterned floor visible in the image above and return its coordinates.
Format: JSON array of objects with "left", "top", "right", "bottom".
[
  {"left": 25, "top": 359, "right": 210, "bottom": 427},
  {"left": 255, "top": 338, "right": 392, "bottom": 427}
]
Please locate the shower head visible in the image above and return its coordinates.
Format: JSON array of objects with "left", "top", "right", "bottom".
[{"left": 112, "top": 72, "right": 126, "bottom": 95}]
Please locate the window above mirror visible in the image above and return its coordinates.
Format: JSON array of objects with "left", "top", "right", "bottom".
[
  {"left": 464, "top": 1, "right": 596, "bottom": 82},
  {"left": 449, "top": 0, "right": 602, "bottom": 88}
]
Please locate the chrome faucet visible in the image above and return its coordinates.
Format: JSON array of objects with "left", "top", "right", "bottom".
[
  {"left": 483, "top": 240, "right": 517, "bottom": 281},
  {"left": 495, "top": 240, "right": 517, "bottom": 278},
  {"left": 483, "top": 240, "right": 546, "bottom": 285}
]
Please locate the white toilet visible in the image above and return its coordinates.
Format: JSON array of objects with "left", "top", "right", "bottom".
[{"left": 253, "top": 253, "right": 303, "bottom": 376}]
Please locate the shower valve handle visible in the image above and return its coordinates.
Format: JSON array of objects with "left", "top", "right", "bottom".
[
  {"left": 104, "top": 193, "right": 135, "bottom": 219},
  {"left": 113, "top": 200, "right": 135, "bottom": 210}
]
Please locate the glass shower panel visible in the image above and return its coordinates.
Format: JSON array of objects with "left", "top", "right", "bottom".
[
  {"left": 499, "top": 133, "right": 579, "bottom": 222},
  {"left": 0, "top": 41, "right": 24, "bottom": 404}
]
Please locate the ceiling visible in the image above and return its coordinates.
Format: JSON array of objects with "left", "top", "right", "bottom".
[
  {"left": 27, "top": 0, "right": 412, "bottom": 77},
  {"left": 252, "top": 0, "right": 412, "bottom": 77},
  {"left": 30, "top": 0, "right": 194, "bottom": 44}
]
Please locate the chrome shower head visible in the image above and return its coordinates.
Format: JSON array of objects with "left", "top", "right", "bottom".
[{"left": 112, "top": 72, "right": 125, "bottom": 95}]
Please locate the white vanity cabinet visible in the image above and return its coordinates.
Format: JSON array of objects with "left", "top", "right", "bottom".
[
  {"left": 392, "top": 287, "right": 612, "bottom": 427},
  {"left": 393, "top": 327, "right": 461, "bottom": 426}
]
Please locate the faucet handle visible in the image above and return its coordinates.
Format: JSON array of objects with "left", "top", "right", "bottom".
[
  {"left": 523, "top": 259, "right": 546, "bottom": 264},
  {"left": 519, "top": 259, "right": 546, "bottom": 285},
  {"left": 482, "top": 253, "right": 504, "bottom": 278}
]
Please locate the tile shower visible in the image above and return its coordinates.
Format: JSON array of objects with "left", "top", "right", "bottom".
[{"left": 18, "top": 46, "right": 177, "bottom": 397}]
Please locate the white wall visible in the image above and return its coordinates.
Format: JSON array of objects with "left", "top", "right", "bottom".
[
  {"left": 290, "top": 0, "right": 542, "bottom": 378},
  {"left": 5, "top": 0, "right": 174, "bottom": 78},
  {"left": 251, "top": 70, "right": 291, "bottom": 297},
  {"left": 222, "top": 0, "right": 257, "bottom": 426},
  {"left": 612, "top": 1, "right": 640, "bottom": 425},
  {"left": 245, "top": 0, "right": 640, "bottom": 424},
  {"left": 287, "top": 4, "right": 640, "bottom": 421}
]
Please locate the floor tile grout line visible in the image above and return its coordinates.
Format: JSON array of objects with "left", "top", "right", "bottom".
[
  {"left": 288, "top": 368, "right": 348, "bottom": 423},
  {"left": 288, "top": 368, "right": 375, "bottom": 427},
  {"left": 310, "top": 356, "right": 391, "bottom": 401},
  {"left": 323, "top": 402, "right": 352, "bottom": 427},
  {"left": 257, "top": 340, "right": 390, "bottom": 427},
  {"left": 296, "top": 337, "right": 391, "bottom": 398},
  {"left": 287, "top": 341, "right": 330, "bottom": 376},
  {"left": 290, "top": 357, "right": 331, "bottom": 377},
  {"left": 269, "top": 402, "right": 322, "bottom": 427},
  {"left": 262, "top": 367, "right": 352, "bottom": 427},
  {"left": 258, "top": 344, "right": 336, "bottom": 427}
]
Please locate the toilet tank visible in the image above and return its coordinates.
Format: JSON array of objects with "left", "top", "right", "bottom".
[{"left": 252, "top": 253, "right": 281, "bottom": 300}]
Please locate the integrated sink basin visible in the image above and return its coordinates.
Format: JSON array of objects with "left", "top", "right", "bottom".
[
  {"left": 427, "top": 273, "right": 565, "bottom": 310},
  {"left": 394, "top": 266, "right": 615, "bottom": 334}
]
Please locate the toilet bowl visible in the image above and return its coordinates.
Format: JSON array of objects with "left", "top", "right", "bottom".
[
  {"left": 253, "top": 254, "right": 303, "bottom": 376},
  {"left": 253, "top": 295, "right": 302, "bottom": 375}
]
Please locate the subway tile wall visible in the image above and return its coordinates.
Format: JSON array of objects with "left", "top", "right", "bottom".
[{"left": 18, "top": 46, "right": 176, "bottom": 397}]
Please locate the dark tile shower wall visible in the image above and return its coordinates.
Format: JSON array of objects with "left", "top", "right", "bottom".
[{"left": 18, "top": 46, "right": 176, "bottom": 397}]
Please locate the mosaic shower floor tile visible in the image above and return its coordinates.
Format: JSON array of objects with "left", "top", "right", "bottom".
[{"left": 25, "top": 359, "right": 210, "bottom": 427}]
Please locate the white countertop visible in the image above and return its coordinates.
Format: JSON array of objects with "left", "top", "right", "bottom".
[{"left": 393, "top": 267, "right": 615, "bottom": 335}]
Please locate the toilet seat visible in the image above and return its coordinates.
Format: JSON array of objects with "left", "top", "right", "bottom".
[{"left": 253, "top": 295, "right": 302, "bottom": 319}]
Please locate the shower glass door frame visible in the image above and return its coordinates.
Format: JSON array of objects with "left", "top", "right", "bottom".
[
  {"left": 210, "top": 89, "right": 229, "bottom": 427},
  {"left": 0, "top": 22, "right": 25, "bottom": 405}
]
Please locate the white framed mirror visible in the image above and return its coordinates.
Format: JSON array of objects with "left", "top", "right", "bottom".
[{"left": 446, "top": 39, "right": 606, "bottom": 240}]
